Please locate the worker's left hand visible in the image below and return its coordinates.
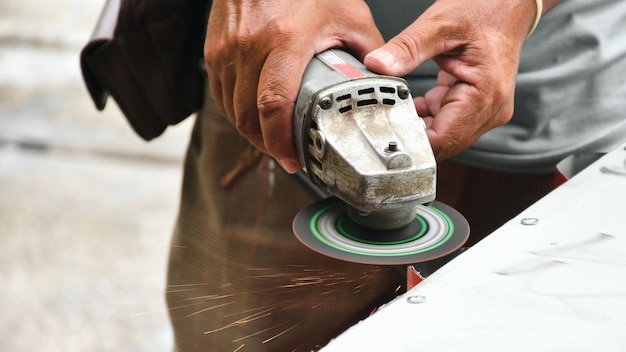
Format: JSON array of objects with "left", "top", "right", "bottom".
[{"left": 364, "top": 0, "right": 540, "bottom": 161}]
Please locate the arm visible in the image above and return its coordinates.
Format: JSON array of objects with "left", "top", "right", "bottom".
[
  {"left": 204, "top": 0, "right": 385, "bottom": 173},
  {"left": 364, "top": 0, "right": 563, "bottom": 161}
]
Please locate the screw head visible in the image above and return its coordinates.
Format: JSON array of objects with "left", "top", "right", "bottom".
[
  {"left": 521, "top": 217, "right": 539, "bottom": 226},
  {"left": 406, "top": 295, "right": 427, "bottom": 304},
  {"left": 398, "top": 87, "right": 410, "bottom": 100},
  {"left": 386, "top": 141, "right": 399, "bottom": 153},
  {"left": 319, "top": 97, "right": 332, "bottom": 110}
]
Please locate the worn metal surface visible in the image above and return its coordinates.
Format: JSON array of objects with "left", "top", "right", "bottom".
[{"left": 294, "top": 50, "right": 436, "bottom": 230}]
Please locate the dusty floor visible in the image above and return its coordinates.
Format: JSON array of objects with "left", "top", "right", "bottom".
[{"left": 0, "top": 1, "right": 194, "bottom": 350}]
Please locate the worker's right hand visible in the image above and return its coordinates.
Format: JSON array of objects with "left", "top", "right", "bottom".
[{"left": 205, "top": 0, "right": 385, "bottom": 173}]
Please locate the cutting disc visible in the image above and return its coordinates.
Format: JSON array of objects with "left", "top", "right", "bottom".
[{"left": 293, "top": 197, "right": 469, "bottom": 265}]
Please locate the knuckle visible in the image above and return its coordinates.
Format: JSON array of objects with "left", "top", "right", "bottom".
[
  {"left": 233, "top": 27, "right": 254, "bottom": 52},
  {"left": 233, "top": 115, "right": 260, "bottom": 141},
  {"left": 391, "top": 35, "right": 422, "bottom": 63},
  {"left": 256, "top": 89, "right": 292, "bottom": 118},
  {"left": 234, "top": 118, "right": 250, "bottom": 134},
  {"left": 204, "top": 38, "right": 228, "bottom": 71},
  {"left": 203, "top": 41, "right": 217, "bottom": 66}
]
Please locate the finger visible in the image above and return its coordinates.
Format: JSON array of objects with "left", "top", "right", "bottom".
[
  {"left": 422, "top": 116, "right": 434, "bottom": 130},
  {"left": 233, "top": 55, "right": 267, "bottom": 152},
  {"left": 364, "top": 11, "right": 464, "bottom": 76},
  {"left": 423, "top": 85, "right": 449, "bottom": 117},
  {"left": 337, "top": 24, "right": 385, "bottom": 61},
  {"left": 426, "top": 83, "right": 484, "bottom": 161},
  {"left": 256, "top": 47, "right": 311, "bottom": 174},
  {"left": 219, "top": 68, "right": 237, "bottom": 126},
  {"left": 437, "top": 70, "right": 457, "bottom": 87},
  {"left": 207, "top": 72, "right": 225, "bottom": 116},
  {"left": 207, "top": 53, "right": 237, "bottom": 124},
  {"left": 326, "top": 0, "right": 385, "bottom": 61},
  {"left": 413, "top": 96, "right": 431, "bottom": 118}
]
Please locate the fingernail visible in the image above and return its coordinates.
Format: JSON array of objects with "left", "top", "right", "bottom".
[
  {"left": 369, "top": 49, "right": 396, "bottom": 67},
  {"left": 279, "top": 158, "right": 301, "bottom": 174}
]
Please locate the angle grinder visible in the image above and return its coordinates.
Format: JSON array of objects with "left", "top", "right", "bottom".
[{"left": 292, "top": 49, "right": 469, "bottom": 265}]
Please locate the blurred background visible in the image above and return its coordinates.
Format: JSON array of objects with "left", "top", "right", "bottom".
[{"left": 0, "top": 0, "right": 194, "bottom": 350}]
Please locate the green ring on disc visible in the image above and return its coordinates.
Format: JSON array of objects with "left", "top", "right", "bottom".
[
  {"left": 292, "top": 197, "right": 469, "bottom": 265},
  {"left": 310, "top": 204, "right": 453, "bottom": 256}
]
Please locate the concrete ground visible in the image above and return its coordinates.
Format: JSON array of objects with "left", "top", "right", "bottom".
[{"left": 0, "top": 1, "right": 193, "bottom": 350}]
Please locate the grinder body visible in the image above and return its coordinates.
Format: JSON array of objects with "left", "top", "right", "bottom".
[{"left": 293, "top": 50, "right": 436, "bottom": 230}]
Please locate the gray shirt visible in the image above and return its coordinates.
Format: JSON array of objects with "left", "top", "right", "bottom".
[{"left": 368, "top": 0, "right": 626, "bottom": 172}]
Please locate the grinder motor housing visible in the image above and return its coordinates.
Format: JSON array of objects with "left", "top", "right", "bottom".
[{"left": 293, "top": 50, "right": 437, "bottom": 230}]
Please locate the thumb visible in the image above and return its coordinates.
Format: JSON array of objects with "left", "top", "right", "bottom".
[{"left": 364, "top": 17, "right": 455, "bottom": 76}]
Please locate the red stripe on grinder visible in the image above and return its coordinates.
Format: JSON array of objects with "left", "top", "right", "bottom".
[{"left": 334, "top": 63, "right": 364, "bottom": 79}]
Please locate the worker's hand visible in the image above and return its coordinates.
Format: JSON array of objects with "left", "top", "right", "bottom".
[
  {"left": 364, "top": 0, "right": 541, "bottom": 161},
  {"left": 205, "top": 0, "right": 384, "bottom": 173}
]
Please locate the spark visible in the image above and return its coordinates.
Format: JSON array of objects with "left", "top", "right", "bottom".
[
  {"left": 224, "top": 305, "right": 276, "bottom": 318},
  {"left": 324, "top": 281, "right": 345, "bottom": 287},
  {"left": 204, "top": 307, "right": 276, "bottom": 335},
  {"left": 180, "top": 293, "right": 237, "bottom": 301},
  {"left": 204, "top": 322, "right": 239, "bottom": 335},
  {"left": 232, "top": 322, "right": 292, "bottom": 343},
  {"left": 277, "top": 277, "right": 325, "bottom": 288},
  {"left": 262, "top": 323, "right": 301, "bottom": 344},
  {"left": 311, "top": 302, "right": 324, "bottom": 309},
  {"left": 129, "top": 288, "right": 198, "bottom": 296},
  {"left": 250, "top": 273, "right": 295, "bottom": 278},
  {"left": 233, "top": 308, "right": 276, "bottom": 324},
  {"left": 131, "top": 300, "right": 206, "bottom": 318},
  {"left": 183, "top": 301, "right": 237, "bottom": 318},
  {"left": 163, "top": 288, "right": 203, "bottom": 294}
]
